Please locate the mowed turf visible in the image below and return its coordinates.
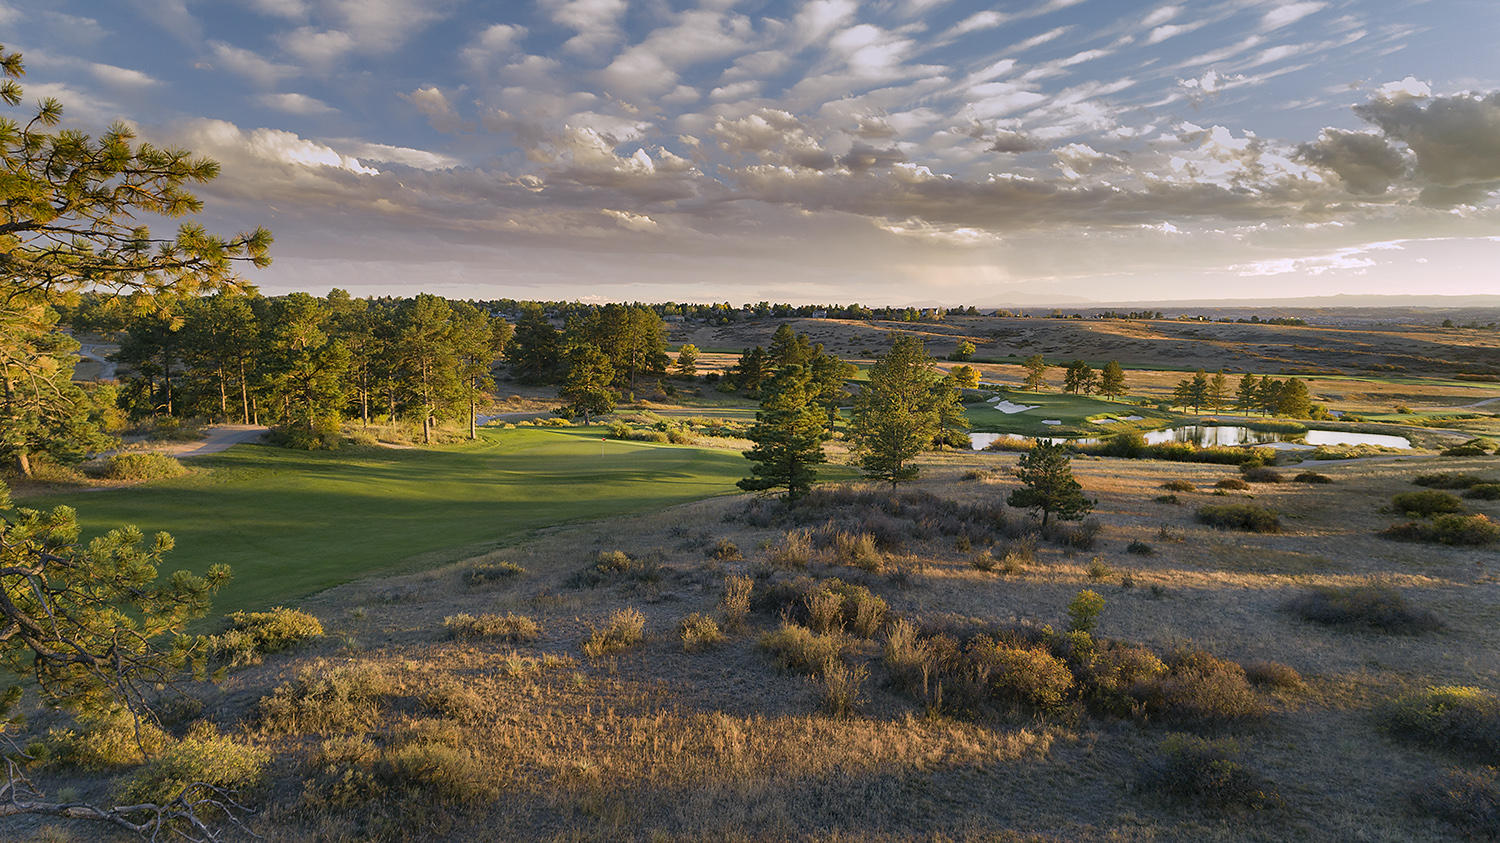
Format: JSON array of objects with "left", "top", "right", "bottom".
[
  {"left": 963, "top": 390, "right": 1173, "bottom": 436},
  {"left": 27, "top": 427, "right": 747, "bottom": 614}
]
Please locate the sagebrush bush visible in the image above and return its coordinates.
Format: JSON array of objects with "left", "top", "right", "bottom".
[
  {"left": 1140, "top": 734, "right": 1281, "bottom": 810},
  {"left": 1160, "top": 480, "right": 1196, "bottom": 492},
  {"left": 1466, "top": 483, "right": 1500, "bottom": 500},
  {"left": 119, "top": 723, "right": 268, "bottom": 804},
  {"left": 1383, "top": 513, "right": 1500, "bottom": 546},
  {"left": 1414, "top": 766, "right": 1500, "bottom": 839},
  {"left": 209, "top": 607, "right": 324, "bottom": 667},
  {"left": 969, "top": 549, "right": 997, "bottom": 572},
  {"left": 37, "top": 706, "right": 169, "bottom": 770},
  {"left": 1381, "top": 686, "right": 1500, "bottom": 761},
  {"left": 678, "top": 612, "right": 725, "bottom": 652},
  {"left": 973, "top": 641, "right": 1073, "bottom": 709},
  {"left": 259, "top": 663, "right": 396, "bottom": 735},
  {"left": 462, "top": 561, "right": 525, "bottom": 589},
  {"left": 444, "top": 612, "right": 541, "bottom": 642},
  {"left": 582, "top": 608, "right": 646, "bottom": 658},
  {"left": 1288, "top": 584, "right": 1441, "bottom": 634},
  {"left": 570, "top": 549, "right": 661, "bottom": 587},
  {"left": 1293, "top": 471, "right": 1333, "bottom": 484},
  {"left": 830, "top": 530, "right": 882, "bottom": 571},
  {"left": 1393, "top": 490, "right": 1464, "bottom": 517},
  {"left": 1133, "top": 648, "right": 1264, "bottom": 723},
  {"left": 1414, "top": 472, "right": 1488, "bottom": 489},
  {"left": 760, "top": 622, "right": 842, "bottom": 674},
  {"left": 92, "top": 452, "right": 187, "bottom": 481},
  {"left": 768, "top": 529, "right": 813, "bottom": 567},
  {"left": 1215, "top": 478, "right": 1250, "bottom": 491},
  {"left": 1197, "top": 503, "right": 1280, "bottom": 532},
  {"left": 1154, "top": 494, "right": 1180, "bottom": 504},
  {"left": 1240, "top": 466, "right": 1283, "bottom": 483},
  {"left": 1242, "top": 661, "right": 1303, "bottom": 690},
  {"left": 882, "top": 619, "right": 932, "bottom": 697},
  {"left": 1126, "top": 540, "right": 1153, "bottom": 555},
  {"left": 1086, "top": 558, "right": 1113, "bottom": 582},
  {"left": 1047, "top": 517, "right": 1102, "bottom": 550},
  {"left": 710, "top": 538, "right": 743, "bottom": 561},
  {"left": 719, "top": 575, "right": 753, "bottom": 631},
  {"left": 816, "top": 657, "right": 868, "bottom": 718}
]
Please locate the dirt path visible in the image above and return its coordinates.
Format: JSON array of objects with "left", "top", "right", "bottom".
[
  {"left": 175, "top": 425, "right": 269, "bottom": 457},
  {"left": 75, "top": 344, "right": 117, "bottom": 380}
]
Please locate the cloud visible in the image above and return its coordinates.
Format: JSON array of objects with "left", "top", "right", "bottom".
[
  {"left": 333, "top": 140, "right": 460, "bottom": 170},
  {"left": 182, "top": 118, "right": 379, "bottom": 174},
  {"left": 1261, "top": 2, "right": 1326, "bottom": 31},
  {"left": 1353, "top": 90, "right": 1500, "bottom": 204},
  {"left": 85, "top": 63, "right": 158, "bottom": 89},
  {"left": 601, "top": 208, "right": 659, "bottom": 231},
  {"left": 1374, "top": 76, "right": 1431, "bottom": 102},
  {"left": 403, "top": 86, "right": 465, "bottom": 132},
  {"left": 210, "top": 41, "right": 298, "bottom": 86},
  {"left": 461, "top": 23, "right": 526, "bottom": 72},
  {"left": 540, "top": 0, "right": 628, "bottom": 54},
  {"left": 258, "top": 92, "right": 339, "bottom": 115},
  {"left": 1296, "top": 129, "right": 1405, "bottom": 194},
  {"left": 988, "top": 130, "right": 1041, "bottom": 153},
  {"left": 278, "top": 27, "right": 357, "bottom": 67}
]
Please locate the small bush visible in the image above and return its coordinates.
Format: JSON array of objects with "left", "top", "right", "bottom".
[
  {"left": 1197, "top": 503, "right": 1280, "bottom": 533},
  {"left": 710, "top": 538, "right": 743, "bottom": 561},
  {"left": 1048, "top": 518, "right": 1102, "bottom": 550},
  {"left": 1243, "top": 661, "right": 1303, "bottom": 690},
  {"left": 1068, "top": 589, "right": 1105, "bottom": 633},
  {"left": 1140, "top": 735, "right": 1281, "bottom": 810},
  {"left": 1415, "top": 472, "right": 1488, "bottom": 489},
  {"left": 719, "top": 575, "right": 753, "bottom": 631},
  {"left": 582, "top": 608, "right": 646, "bottom": 658},
  {"left": 768, "top": 530, "right": 812, "bottom": 567},
  {"left": 1215, "top": 478, "right": 1250, "bottom": 491},
  {"left": 37, "top": 706, "right": 169, "bottom": 771},
  {"left": 882, "top": 619, "right": 932, "bottom": 697},
  {"left": 999, "top": 551, "right": 1027, "bottom": 575},
  {"left": 1133, "top": 648, "right": 1264, "bottom": 723},
  {"left": 628, "top": 429, "right": 670, "bottom": 443},
  {"left": 463, "top": 561, "right": 525, "bottom": 588},
  {"left": 1288, "top": 584, "right": 1441, "bottom": 634},
  {"left": 444, "top": 612, "right": 541, "bottom": 642},
  {"left": 1444, "top": 444, "right": 1491, "bottom": 457},
  {"left": 760, "top": 622, "right": 842, "bottom": 674},
  {"left": 1086, "top": 558, "right": 1113, "bottom": 582},
  {"left": 119, "top": 723, "right": 268, "bottom": 804},
  {"left": 816, "top": 657, "right": 868, "bottom": 718},
  {"left": 1382, "top": 686, "right": 1500, "bottom": 761},
  {"left": 1126, "top": 540, "right": 1154, "bottom": 556},
  {"left": 666, "top": 428, "right": 697, "bottom": 445},
  {"left": 1154, "top": 493, "right": 1180, "bottom": 504},
  {"left": 975, "top": 642, "right": 1074, "bottom": 709},
  {"left": 1293, "top": 471, "right": 1333, "bottom": 484},
  {"left": 1160, "top": 480, "right": 1196, "bottom": 492},
  {"left": 969, "top": 550, "right": 997, "bottom": 572},
  {"left": 1393, "top": 490, "right": 1464, "bottom": 517},
  {"left": 1384, "top": 513, "right": 1500, "bottom": 546},
  {"left": 830, "top": 530, "right": 882, "bottom": 571},
  {"left": 1465, "top": 483, "right": 1500, "bottom": 500},
  {"left": 94, "top": 452, "right": 187, "bottom": 481},
  {"left": 571, "top": 549, "right": 661, "bottom": 587},
  {"left": 1414, "top": 766, "right": 1500, "bottom": 839},
  {"left": 1240, "top": 466, "right": 1283, "bottom": 483},
  {"left": 259, "top": 664, "right": 395, "bottom": 735},
  {"left": 208, "top": 607, "right": 324, "bottom": 668},
  {"left": 678, "top": 612, "right": 725, "bottom": 652}
]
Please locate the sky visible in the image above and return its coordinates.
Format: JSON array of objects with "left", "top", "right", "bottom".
[{"left": 9, "top": 0, "right": 1500, "bottom": 305}]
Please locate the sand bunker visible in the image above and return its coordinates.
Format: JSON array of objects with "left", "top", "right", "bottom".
[{"left": 987, "top": 399, "right": 1040, "bottom": 414}]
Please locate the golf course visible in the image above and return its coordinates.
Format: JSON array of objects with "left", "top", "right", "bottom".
[{"left": 25, "top": 427, "right": 747, "bottom": 613}]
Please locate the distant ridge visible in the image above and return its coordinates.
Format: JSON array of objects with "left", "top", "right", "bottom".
[{"left": 974, "top": 294, "right": 1500, "bottom": 310}]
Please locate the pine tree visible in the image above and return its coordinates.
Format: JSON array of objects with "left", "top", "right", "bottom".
[
  {"left": 1235, "top": 373, "right": 1259, "bottom": 413},
  {"left": 1276, "top": 377, "right": 1312, "bottom": 418},
  {"left": 1206, "top": 370, "right": 1230, "bottom": 412},
  {"left": 733, "top": 345, "right": 772, "bottom": 393},
  {"left": 950, "top": 340, "right": 976, "bottom": 361},
  {"left": 768, "top": 323, "right": 812, "bottom": 369},
  {"left": 738, "top": 366, "right": 829, "bottom": 501},
  {"left": 1007, "top": 441, "right": 1094, "bottom": 526},
  {"left": 1098, "top": 360, "right": 1127, "bottom": 397},
  {"left": 561, "top": 343, "right": 615, "bottom": 424},
  {"left": 674, "top": 343, "right": 699, "bottom": 377},
  {"left": 851, "top": 335, "right": 939, "bottom": 488},
  {"left": 506, "top": 304, "right": 561, "bottom": 384},
  {"left": 1187, "top": 369, "right": 1210, "bottom": 412},
  {"left": 1257, "top": 377, "right": 1283, "bottom": 416},
  {"left": 949, "top": 364, "right": 980, "bottom": 388},
  {"left": 930, "top": 375, "right": 971, "bottom": 450},
  {"left": 1022, "top": 354, "right": 1048, "bottom": 391}
]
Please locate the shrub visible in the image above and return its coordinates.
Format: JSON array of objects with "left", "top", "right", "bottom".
[
  {"left": 37, "top": 706, "right": 169, "bottom": 770},
  {"left": 1382, "top": 686, "right": 1500, "bottom": 760},
  {"left": 119, "top": 723, "right": 268, "bottom": 804},
  {"left": 710, "top": 538, "right": 743, "bottom": 561},
  {"left": 1215, "top": 478, "right": 1250, "bottom": 491},
  {"left": 1414, "top": 472, "right": 1487, "bottom": 489},
  {"left": 678, "top": 612, "right": 725, "bottom": 652},
  {"left": 816, "top": 657, "right": 868, "bottom": 718},
  {"left": 969, "top": 549, "right": 997, "bottom": 572},
  {"left": 1126, "top": 540, "right": 1153, "bottom": 555},
  {"left": 1068, "top": 589, "right": 1105, "bottom": 633},
  {"left": 1288, "top": 584, "right": 1441, "bottom": 634},
  {"left": 974, "top": 642, "right": 1074, "bottom": 709},
  {"left": 806, "top": 589, "right": 843, "bottom": 634},
  {"left": 570, "top": 549, "right": 661, "bottom": 587},
  {"left": 1047, "top": 517, "right": 1102, "bottom": 550},
  {"left": 719, "top": 575, "right": 753, "bottom": 631},
  {"left": 1414, "top": 766, "right": 1500, "bottom": 839},
  {"left": 803, "top": 581, "right": 887, "bottom": 637},
  {"left": 444, "top": 612, "right": 541, "bottom": 643},
  {"left": 1384, "top": 513, "right": 1500, "bottom": 546},
  {"left": 1140, "top": 735, "right": 1281, "bottom": 810},
  {"left": 882, "top": 619, "right": 932, "bottom": 697},
  {"left": 628, "top": 429, "right": 670, "bottom": 443},
  {"left": 1293, "top": 471, "right": 1332, "bottom": 484},
  {"left": 830, "top": 530, "right": 882, "bottom": 571},
  {"left": 1197, "top": 503, "right": 1280, "bottom": 532},
  {"left": 1240, "top": 466, "right": 1283, "bottom": 483},
  {"left": 1466, "top": 483, "right": 1500, "bottom": 500},
  {"left": 1392, "top": 490, "right": 1464, "bottom": 516},
  {"left": 768, "top": 530, "right": 813, "bottom": 567},
  {"left": 259, "top": 664, "right": 395, "bottom": 736},
  {"left": 1133, "top": 648, "right": 1263, "bottom": 723},
  {"left": 999, "top": 551, "right": 1028, "bottom": 575},
  {"left": 463, "top": 561, "right": 525, "bottom": 588},
  {"left": 760, "top": 622, "right": 842, "bottom": 674},
  {"left": 1154, "top": 493, "right": 1180, "bottom": 505},
  {"left": 1444, "top": 444, "right": 1491, "bottom": 457},
  {"left": 1242, "top": 661, "right": 1303, "bottom": 690},
  {"left": 582, "top": 608, "right": 646, "bottom": 658},
  {"left": 666, "top": 428, "right": 697, "bottom": 445},
  {"left": 1086, "top": 558, "right": 1113, "bottom": 582},
  {"left": 93, "top": 452, "right": 187, "bottom": 481},
  {"left": 208, "top": 607, "right": 324, "bottom": 668},
  {"left": 1160, "top": 480, "right": 1196, "bottom": 492}
]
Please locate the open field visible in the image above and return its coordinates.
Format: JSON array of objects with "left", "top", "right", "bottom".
[
  {"left": 963, "top": 390, "right": 1173, "bottom": 436},
  {"left": 19, "top": 427, "right": 749, "bottom": 614}
]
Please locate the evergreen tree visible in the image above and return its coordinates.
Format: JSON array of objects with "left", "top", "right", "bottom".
[
  {"left": 1206, "top": 370, "right": 1230, "bottom": 412},
  {"left": 561, "top": 343, "right": 615, "bottom": 424},
  {"left": 930, "top": 375, "right": 970, "bottom": 450},
  {"left": 450, "top": 302, "right": 503, "bottom": 439},
  {"left": 949, "top": 364, "right": 980, "bottom": 388},
  {"left": 1257, "top": 377, "right": 1283, "bottom": 416},
  {"left": 950, "top": 340, "right": 976, "bottom": 361},
  {"left": 733, "top": 345, "right": 772, "bottom": 393},
  {"left": 1007, "top": 441, "right": 1094, "bottom": 526},
  {"left": 674, "top": 343, "right": 699, "bottom": 377},
  {"left": 768, "top": 323, "right": 812, "bottom": 369},
  {"left": 391, "top": 294, "right": 460, "bottom": 444},
  {"left": 1188, "top": 369, "right": 1210, "bottom": 412},
  {"left": 807, "top": 347, "right": 856, "bottom": 424},
  {"left": 1098, "top": 360, "right": 1127, "bottom": 397},
  {"left": 507, "top": 304, "right": 561, "bottom": 384},
  {"left": 1022, "top": 354, "right": 1048, "bottom": 391},
  {"left": 263, "top": 292, "right": 348, "bottom": 439},
  {"left": 1063, "top": 360, "right": 1096, "bottom": 394},
  {"left": 0, "top": 303, "right": 115, "bottom": 474},
  {"left": 1235, "top": 373, "right": 1259, "bottom": 413},
  {"left": 1276, "top": 377, "right": 1312, "bottom": 418},
  {"left": 850, "top": 335, "right": 939, "bottom": 488},
  {"left": 738, "top": 365, "right": 829, "bottom": 501}
]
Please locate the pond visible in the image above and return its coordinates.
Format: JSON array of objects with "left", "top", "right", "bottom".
[{"left": 969, "top": 425, "right": 1411, "bottom": 452}]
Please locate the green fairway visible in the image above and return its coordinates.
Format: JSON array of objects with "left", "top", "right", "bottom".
[
  {"left": 24, "top": 427, "right": 748, "bottom": 614},
  {"left": 964, "top": 390, "right": 1174, "bottom": 436}
]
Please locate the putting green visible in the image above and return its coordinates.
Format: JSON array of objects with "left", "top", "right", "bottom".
[
  {"left": 25, "top": 427, "right": 749, "bottom": 614},
  {"left": 964, "top": 390, "right": 1173, "bottom": 436}
]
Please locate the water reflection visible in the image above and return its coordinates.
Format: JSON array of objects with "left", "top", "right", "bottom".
[{"left": 970, "top": 426, "right": 1411, "bottom": 452}]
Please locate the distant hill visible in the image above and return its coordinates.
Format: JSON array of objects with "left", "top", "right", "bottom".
[{"left": 980, "top": 294, "right": 1500, "bottom": 310}]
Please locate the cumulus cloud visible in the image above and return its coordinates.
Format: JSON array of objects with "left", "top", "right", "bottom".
[
  {"left": 1353, "top": 90, "right": 1500, "bottom": 204},
  {"left": 183, "top": 119, "right": 379, "bottom": 174},
  {"left": 403, "top": 86, "right": 465, "bottom": 133},
  {"left": 987, "top": 129, "right": 1041, "bottom": 153},
  {"left": 1296, "top": 129, "right": 1405, "bottom": 194},
  {"left": 210, "top": 41, "right": 298, "bottom": 86},
  {"left": 541, "top": 0, "right": 627, "bottom": 54},
  {"left": 259, "top": 92, "right": 338, "bottom": 115}
]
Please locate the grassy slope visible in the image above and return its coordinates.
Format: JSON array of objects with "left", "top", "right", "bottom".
[
  {"left": 964, "top": 390, "right": 1174, "bottom": 436},
  {"left": 27, "top": 427, "right": 747, "bottom": 614}
]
